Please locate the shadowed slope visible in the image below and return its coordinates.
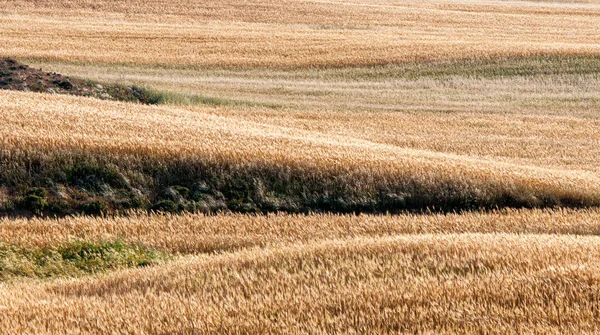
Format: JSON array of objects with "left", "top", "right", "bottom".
[{"left": 1, "top": 90, "right": 600, "bottom": 215}]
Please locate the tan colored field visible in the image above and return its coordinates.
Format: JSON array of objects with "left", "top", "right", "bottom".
[
  {"left": 2, "top": 0, "right": 600, "bottom": 67},
  {"left": 2, "top": 210, "right": 600, "bottom": 334},
  {"left": 23, "top": 56, "right": 600, "bottom": 172},
  {"left": 2, "top": 89, "right": 600, "bottom": 210},
  {"left": 2, "top": 209, "right": 600, "bottom": 253},
  {"left": 2, "top": 0, "right": 600, "bottom": 333}
]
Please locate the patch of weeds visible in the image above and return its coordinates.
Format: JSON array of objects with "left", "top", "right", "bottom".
[
  {"left": 227, "top": 199, "right": 257, "bottom": 213},
  {"left": 118, "top": 196, "right": 148, "bottom": 210},
  {"left": 71, "top": 189, "right": 89, "bottom": 201},
  {"left": 189, "top": 95, "right": 238, "bottom": 107},
  {"left": 190, "top": 181, "right": 212, "bottom": 200},
  {"left": 0, "top": 200, "right": 15, "bottom": 212},
  {"left": 25, "top": 188, "right": 47, "bottom": 198},
  {"left": 68, "top": 163, "right": 128, "bottom": 193},
  {"left": 106, "top": 85, "right": 165, "bottom": 105},
  {"left": 20, "top": 188, "right": 49, "bottom": 213},
  {"left": 81, "top": 200, "right": 108, "bottom": 216},
  {"left": 151, "top": 200, "right": 178, "bottom": 213},
  {"left": 172, "top": 185, "right": 190, "bottom": 198},
  {"left": 134, "top": 86, "right": 166, "bottom": 105},
  {"left": 51, "top": 79, "right": 73, "bottom": 90},
  {"left": 58, "top": 240, "right": 162, "bottom": 272},
  {"left": 131, "top": 196, "right": 149, "bottom": 209},
  {"left": 21, "top": 195, "right": 47, "bottom": 213},
  {"left": 160, "top": 186, "right": 191, "bottom": 204},
  {"left": 48, "top": 200, "right": 72, "bottom": 216},
  {"left": 152, "top": 90, "right": 283, "bottom": 109},
  {"left": 0, "top": 240, "right": 169, "bottom": 280},
  {"left": 114, "top": 189, "right": 130, "bottom": 198},
  {"left": 28, "top": 82, "right": 46, "bottom": 93}
]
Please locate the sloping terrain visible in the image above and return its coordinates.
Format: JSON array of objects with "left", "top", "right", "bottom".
[
  {"left": 1, "top": 0, "right": 600, "bottom": 334},
  {"left": 2, "top": 89, "right": 600, "bottom": 216},
  {"left": 0, "top": 57, "right": 161, "bottom": 103},
  {"left": 2, "top": 211, "right": 600, "bottom": 334}
]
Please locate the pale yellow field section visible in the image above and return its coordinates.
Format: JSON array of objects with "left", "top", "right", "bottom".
[{"left": 2, "top": 0, "right": 600, "bottom": 67}]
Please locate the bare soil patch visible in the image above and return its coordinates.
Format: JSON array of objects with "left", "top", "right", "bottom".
[{"left": 0, "top": 58, "right": 160, "bottom": 104}]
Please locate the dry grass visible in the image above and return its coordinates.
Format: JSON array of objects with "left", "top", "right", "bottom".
[
  {"left": 2, "top": 0, "right": 600, "bottom": 332},
  {"left": 27, "top": 56, "right": 600, "bottom": 116},
  {"left": 2, "top": 0, "right": 600, "bottom": 67},
  {"left": 0, "top": 209, "right": 599, "bottom": 254},
  {"left": 2, "top": 210, "right": 600, "bottom": 333},
  {"left": 2, "top": 230, "right": 600, "bottom": 334},
  {"left": 3, "top": 1, "right": 599, "bottom": 210},
  {"left": 25, "top": 57, "right": 600, "bottom": 173},
  {"left": 216, "top": 109, "right": 600, "bottom": 173},
  {"left": 2, "top": 90, "right": 600, "bottom": 211}
]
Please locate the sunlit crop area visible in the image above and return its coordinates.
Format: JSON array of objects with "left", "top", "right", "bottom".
[
  {"left": 2, "top": 210, "right": 600, "bottom": 333},
  {"left": 1, "top": 0, "right": 600, "bottom": 333},
  {"left": 2, "top": 0, "right": 600, "bottom": 67},
  {"left": 3, "top": 89, "right": 600, "bottom": 214}
]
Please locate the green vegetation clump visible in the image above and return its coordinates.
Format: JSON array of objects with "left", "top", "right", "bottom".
[
  {"left": 26, "top": 188, "right": 48, "bottom": 198},
  {"left": 0, "top": 240, "right": 168, "bottom": 281},
  {"left": 81, "top": 200, "right": 109, "bottom": 216},
  {"left": 48, "top": 200, "right": 73, "bottom": 216},
  {"left": 68, "top": 163, "right": 128, "bottom": 192},
  {"left": 142, "top": 89, "right": 283, "bottom": 108},
  {"left": 19, "top": 188, "right": 49, "bottom": 213},
  {"left": 151, "top": 200, "right": 178, "bottom": 213},
  {"left": 172, "top": 185, "right": 190, "bottom": 198},
  {"left": 0, "top": 147, "right": 595, "bottom": 218},
  {"left": 109, "top": 85, "right": 165, "bottom": 105},
  {"left": 21, "top": 194, "right": 47, "bottom": 213}
]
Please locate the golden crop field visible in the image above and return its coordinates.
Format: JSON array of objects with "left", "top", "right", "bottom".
[
  {"left": 2, "top": 0, "right": 600, "bottom": 67},
  {"left": 2, "top": 89, "right": 600, "bottom": 211},
  {"left": 2, "top": 210, "right": 600, "bottom": 333},
  {"left": 1, "top": 0, "right": 600, "bottom": 333}
]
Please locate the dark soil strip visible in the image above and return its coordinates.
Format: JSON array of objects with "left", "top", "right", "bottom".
[{"left": 0, "top": 58, "right": 162, "bottom": 104}]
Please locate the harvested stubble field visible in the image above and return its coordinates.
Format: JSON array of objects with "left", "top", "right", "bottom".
[{"left": 1, "top": 0, "right": 600, "bottom": 333}]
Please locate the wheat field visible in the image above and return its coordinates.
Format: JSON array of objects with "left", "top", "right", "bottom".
[
  {"left": 2, "top": 0, "right": 600, "bottom": 333},
  {"left": 2, "top": 210, "right": 600, "bottom": 334},
  {"left": 2, "top": 89, "right": 600, "bottom": 211},
  {"left": 2, "top": 0, "right": 600, "bottom": 67}
]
